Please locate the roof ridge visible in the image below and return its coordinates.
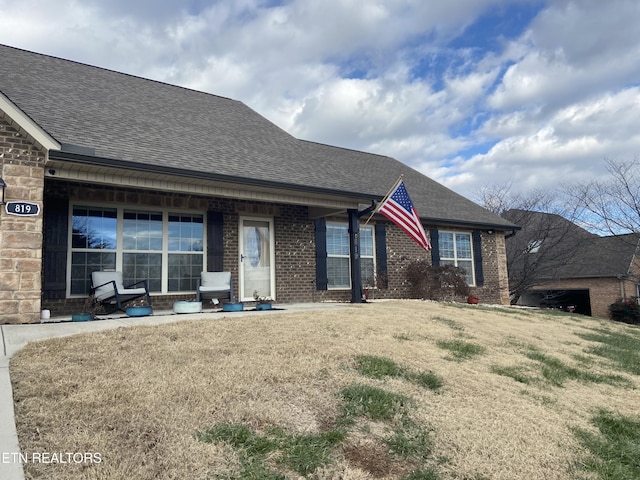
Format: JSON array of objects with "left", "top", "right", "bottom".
[
  {"left": 299, "top": 138, "right": 394, "bottom": 159},
  {"left": 0, "top": 43, "right": 241, "bottom": 104}
]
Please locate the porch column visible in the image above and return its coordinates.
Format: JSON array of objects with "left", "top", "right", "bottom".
[{"left": 348, "top": 209, "right": 363, "bottom": 303}]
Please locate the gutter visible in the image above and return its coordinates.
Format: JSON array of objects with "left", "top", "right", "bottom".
[
  {"left": 48, "top": 149, "right": 520, "bottom": 231},
  {"left": 419, "top": 218, "right": 519, "bottom": 232}
]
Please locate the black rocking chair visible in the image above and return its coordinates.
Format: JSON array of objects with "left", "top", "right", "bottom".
[{"left": 90, "top": 271, "right": 152, "bottom": 314}]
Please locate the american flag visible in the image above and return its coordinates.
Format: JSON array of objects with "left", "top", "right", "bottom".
[{"left": 377, "top": 180, "right": 431, "bottom": 251}]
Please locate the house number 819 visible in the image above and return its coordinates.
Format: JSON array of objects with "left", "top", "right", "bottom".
[{"left": 5, "top": 201, "right": 41, "bottom": 216}]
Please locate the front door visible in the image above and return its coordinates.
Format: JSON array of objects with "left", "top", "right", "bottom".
[{"left": 239, "top": 217, "right": 275, "bottom": 301}]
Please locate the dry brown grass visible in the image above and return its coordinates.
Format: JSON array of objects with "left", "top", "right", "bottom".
[{"left": 10, "top": 300, "right": 640, "bottom": 479}]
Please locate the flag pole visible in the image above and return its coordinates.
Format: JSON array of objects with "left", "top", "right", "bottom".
[{"left": 363, "top": 174, "right": 403, "bottom": 226}]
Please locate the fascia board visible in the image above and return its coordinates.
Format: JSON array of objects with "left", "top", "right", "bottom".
[{"left": 0, "top": 91, "right": 61, "bottom": 151}]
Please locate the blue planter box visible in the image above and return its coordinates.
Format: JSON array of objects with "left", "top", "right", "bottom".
[
  {"left": 71, "top": 313, "right": 92, "bottom": 322},
  {"left": 126, "top": 306, "right": 153, "bottom": 317},
  {"left": 222, "top": 302, "right": 244, "bottom": 312}
]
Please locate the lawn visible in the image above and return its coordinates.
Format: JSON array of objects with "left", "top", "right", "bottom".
[{"left": 10, "top": 300, "right": 640, "bottom": 479}]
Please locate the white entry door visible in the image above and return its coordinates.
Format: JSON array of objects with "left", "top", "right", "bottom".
[{"left": 239, "top": 217, "right": 275, "bottom": 301}]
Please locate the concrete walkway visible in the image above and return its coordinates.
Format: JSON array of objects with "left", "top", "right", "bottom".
[{"left": 0, "top": 303, "right": 347, "bottom": 480}]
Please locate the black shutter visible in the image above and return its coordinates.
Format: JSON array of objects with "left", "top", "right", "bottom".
[
  {"left": 207, "top": 211, "right": 224, "bottom": 272},
  {"left": 430, "top": 228, "right": 440, "bottom": 266},
  {"left": 42, "top": 197, "right": 69, "bottom": 300},
  {"left": 314, "top": 218, "right": 328, "bottom": 290},
  {"left": 375, "top": 223, "right": 388, "bottom": 288},
  {"left": 472, "top": 230, "right": 484, "bottom": 286}
]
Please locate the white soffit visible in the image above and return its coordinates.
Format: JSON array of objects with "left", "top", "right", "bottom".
[{"left": 45, "top": 161, "right": 361, "bottom": 210}]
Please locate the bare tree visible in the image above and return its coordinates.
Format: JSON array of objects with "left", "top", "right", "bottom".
[
  {"left": 478, "top": 183, "right": 561, "bottom": 216},
  {"left": 569, "top": 157, "right": 640, "bottom": 235},
  {"left": 477, "top": 184, "right": 591, "bottom": 304}
]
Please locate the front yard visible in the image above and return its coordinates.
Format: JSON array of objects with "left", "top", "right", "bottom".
[{"left": 10, "top": 300, "right": 640, "bottom": 479}]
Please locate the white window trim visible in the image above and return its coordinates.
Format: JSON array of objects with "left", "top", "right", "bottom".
[
  {"left": 67, "top": 202, "right": 207, "bottom": 297},
  {"left": 326, "top": 222, "right": 376, "bottom": 290},
  {"left": 439, "top": 230, "right": 475, "bottom": 287}
]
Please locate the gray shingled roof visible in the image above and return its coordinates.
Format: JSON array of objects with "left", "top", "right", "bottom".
[
  {"left": 504, "top": 209, "right": 640, "bottom": 279},
  {"left": 565, "top": 234, "right": 640, "bottom": 278},
  {"left": 1, "top": 44, "right": 516, "bottom": 229}
]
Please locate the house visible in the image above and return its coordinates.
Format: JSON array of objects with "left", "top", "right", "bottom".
[
  {"left": 0, "top": 44, "right": 517, "bottom": 324},
  {"left": 503, "top": 209, "right": 640, "bottom": 317}
]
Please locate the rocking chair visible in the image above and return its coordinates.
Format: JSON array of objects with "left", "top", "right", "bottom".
[{"left": 90, "top": 271, "right": 152, "bottom": 314}]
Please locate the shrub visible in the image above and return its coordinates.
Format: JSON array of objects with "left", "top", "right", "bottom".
[
  {"left": 608, "top": 298, "right": 640, "bottom": 324},
  {"left": 405, "top": 261, "right": 470, "bottom": 301}
]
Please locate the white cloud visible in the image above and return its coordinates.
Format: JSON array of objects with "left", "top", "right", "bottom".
[{"left": 1, "top": 0, "right": 640, "bottom": 202}]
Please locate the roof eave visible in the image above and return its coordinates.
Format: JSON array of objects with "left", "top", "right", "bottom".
[
  {"left": 418, "top": 216, "right": 520, "bottom": 232},
  {"left": 0, "top": 91, "right": 61, "bottom": 151},
  {"left": 48, "top": 150, "right": 379, "bottom": 202}
]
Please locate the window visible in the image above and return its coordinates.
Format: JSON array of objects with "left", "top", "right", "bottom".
[
  {"left": 326, "top": 224, "right": 350, "bottom": 288},
  {"left": 527, "top": 239, "right": 543, "bottom": 253},
  {"left": 326, "top": 223, "right": 375, "bottom": 289},
  {"left": 70, "top": 207, "right": 117, "bottom": 295},
  {"left": 168, "top": 214, "right": 204, "bottom": 292},
  {"left": 360, "top": 227, "right": 375, "bottom": 287},
  {"left": 123, "top": 210, "right": 163, "bottom": 291},
  {"left": 70, "top": 205, "right": 204, "bottom": 295},
  {"left": 439, "top": 231, "right": 475, "bottom": 286}
]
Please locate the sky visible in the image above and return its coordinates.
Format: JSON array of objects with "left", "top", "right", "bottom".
[{"left": 1, "top": 0, "right": 639, "bottom": 203}]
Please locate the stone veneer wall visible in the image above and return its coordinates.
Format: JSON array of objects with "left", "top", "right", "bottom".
[
  {"left": 0, "top": 118, "right": 46, "bottom": 324},
  {"left": 479, "top": 232, "right": 511, "bottom": 305}
]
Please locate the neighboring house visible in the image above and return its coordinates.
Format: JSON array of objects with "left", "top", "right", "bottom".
[
  {"left": 503, "top": 209, "right": 640, "bottom": 317},
  {"left": 0, "top": 45, "right": 517, "bottom": 324}
]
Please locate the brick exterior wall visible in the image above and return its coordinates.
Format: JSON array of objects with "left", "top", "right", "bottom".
[
  {"left": 38, "top": 181, "right": 511, "bottom": 318},
  {"left": 528, "top": 277, "right": 635, "bottom": 319},
  {"left": 0, "top": 118, "right": 46, "bottom": 324},
  {"left": 0, "top": 124, "right": 511, "bottom": 321}
]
